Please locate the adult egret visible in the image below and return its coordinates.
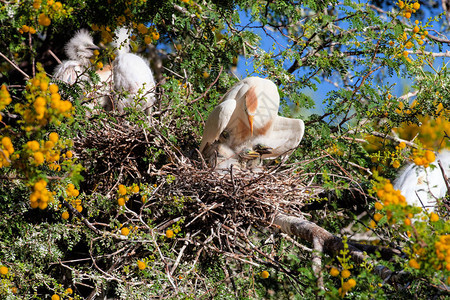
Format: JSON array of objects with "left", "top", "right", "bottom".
[
  {"left": 112, "top": 27, "right": 156, "bottom": 114},
  {"left": 200, "top": 77, "right": 304, "bottom": 170},
  {"left": 394, "top": 150, "right": 450, "bottom": 212},
  {"left": 200, "top": 76, "right": 281, "bottom": 153}
]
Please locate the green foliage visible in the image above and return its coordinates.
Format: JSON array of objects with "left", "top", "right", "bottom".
[{"left": 0, "top": 0, "right": 449, "bottom": 298}]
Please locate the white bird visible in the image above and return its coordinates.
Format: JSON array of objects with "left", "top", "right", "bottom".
[
  {"left": 53, "top": 29, "right": 113, "bottom": 112},
  {"left": 53, "top": 29, "right": 99, "bottom": 85},
  {"left": 393, "top": 150, "right": 450, "bottom": 212},
  {"left": 112, "top": 27, "right": 156, "bottom": 115},
  {"left": 200, "top": 77, "right": 304, "bottom": 168}
]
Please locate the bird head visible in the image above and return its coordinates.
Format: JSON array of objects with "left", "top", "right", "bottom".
[
  {"left": 65, "top": 29, "right": 99, "bottom": 65},
  {"left": 239, "top": 149, "right": 260, "bottom": 160}
]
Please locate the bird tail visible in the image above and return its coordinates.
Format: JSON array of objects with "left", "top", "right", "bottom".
[{"left": 113, "top": 27, "right": 130, "bottom": 55}]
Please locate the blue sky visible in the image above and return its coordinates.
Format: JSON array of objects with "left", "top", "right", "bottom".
[{"left": 233, "top": 2, "right": 450, "bottom": 115}]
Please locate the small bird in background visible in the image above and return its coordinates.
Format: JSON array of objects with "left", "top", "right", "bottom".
[
  {"left": 394, "top": 150, "right": 450, "bottom": 212},
  {"left": 112, "top": 27, "right": 156, "bottom": 115},
  {"left": 53, "top": 29, "right": 99, "bottom": 84},
  {"left": 53, "top": 29, "right": 113, "bottom": 112}
]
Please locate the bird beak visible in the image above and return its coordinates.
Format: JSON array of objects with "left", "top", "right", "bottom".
[
  {"left": 87, "top": 45, "right": 100, "bottom": 51},
  {"left": 240, "top": 150, "right": 260, "bottom": 159},
  {"left": 248, "top": 115, "right": 254, "bottom": 136},
  {"left": 254, "top": 145, "right": 273, "bottom": 155}
]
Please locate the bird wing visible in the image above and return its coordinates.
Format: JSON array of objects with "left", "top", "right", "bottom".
[
  {"left": 255, "top": 116, "right": 304, "bottom": 159},
  {"left": 199, "top": 99, "right": 237, "bottom": 153},
  {"left": 53, "top": 61, "right": 82, "bottom": 85}
]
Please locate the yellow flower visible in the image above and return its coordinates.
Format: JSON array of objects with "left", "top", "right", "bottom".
[
  {"left": 347, "top": 278, "right": 356, "bottom": 288},
  {"left": 166, "top": 229, "right": 174, "bottom": 238},
  {"left": 425, "top": 150, "right": 435, "bottom": 163},
  {"left": 398, "top": 142, "right": 406, "bottom": 149},
  {"left": 66, "top": 151, "right": 73, "bottom": 158},
  {"left": 137, "top": 260, "right": 146, "bottom": 270},
  {"left": 413, "top": 26, "right": 420, "bottom": 34},
  {"left": 341, "top": 269, "right": 351, "bottom": 279},
  {"left": 330, "top": 267, "right": 340, "bottom": 277},
  {"left": 65, "top": 288, "right": 73, "bottom": 294},
  {"left": 413, "top": 2, "right": 420, "bottom": 10},
  {"left": 405, "top": 41, "right": 413, "bottom": 49},
  {"left": 132, "top": 185, "right": 139, "bottom": 193},
  {"left": 430, "top": 212, "right": 439, "bottom": 222},
  {"left": 38, "top": 14, "right": 51, "bottom": 26},
  {"left": 76, "top": 205, "right": 83, "bottom": 212},
  {"left": 49, "top": 132, "right": 59, "bottom": 143},
  {"left": 61, "top": 211, "right": 70, "bottom": 220},
  {"left": 118, "top": 184, "right": 127, "bottom": 195},
  {"left": 121, "top": 227, "right": 130, "bottom": 236},
  {"left": 392, "top": 160, "right": 400, "bottom": 168},
  {"left": 38, "top": 201, "right": 48, "bottom": 210},
  {"left": 413, "top": 157, "right": 423, "bottom": 166},
  {"left": 0, "top": 266, "right": 8, "bottom": 275},
  {"left": 33, "top": 152, "right": 45, "bottom": 165},
  {"left": 374, "top": 202, "right": 383, "bottom": 210},
  {"left": 34, "top": 179, "right": 47, "bottom": 191},
  {"left": 118, "top": 197, "right": 125, "bottom": 206},
  {"left": 51, "top": 294, "right": 60, "bottom": 300},
  {"left": 404, "top": 218, "right": 411, "bottom": 226},
  {"left": 260, "top": 270, "right": 269, "bottom": 279},
  {"left": 374, "top": 213, "right": 382, "bottom": 222},
  {"left": 409, "top": 259, "right": 420, "bottom": 269},
  {"left": 49, "top": 84, "right": 58, "bottom": 94}
]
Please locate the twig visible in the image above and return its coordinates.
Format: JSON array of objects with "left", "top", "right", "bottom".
[
  {"left": 0, "top": 51, "right": 30, "bottom": 79},
  {"left": 190, "top": 66, "right": 223, "bottom": 104}
]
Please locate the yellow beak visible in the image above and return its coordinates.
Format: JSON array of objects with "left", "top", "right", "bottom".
[{"left": 248, "top": 115, "right": 254, "bottom": 136}]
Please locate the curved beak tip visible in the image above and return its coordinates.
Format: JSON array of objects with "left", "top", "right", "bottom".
[{"left": 248, "top": 115, "right": 254, "bottom": 136}]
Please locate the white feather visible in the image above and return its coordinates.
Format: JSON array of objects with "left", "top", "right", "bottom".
[
  {"left": 52, "top": 29, "right": 112, "bottom": 113},
  {"left": 112, "top": 27, "right": 156, "bottom": 114},
  {"left": 394, "top": 150, "right": 450, "bottom": 212}
]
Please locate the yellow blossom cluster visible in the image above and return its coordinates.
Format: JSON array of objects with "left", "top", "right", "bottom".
[
  {"left": 0, "top": 137, "right": 14, "bottom": 168},
  {"left": 373, "top": 179, "right": 406, "bottom": 207},
  {"left": 411, "top": 148, "right": 435, "bottom": 167},
  {"left": 25, "top": 132, "right": 61, "bottom": 169},
  {"left": 31, "top": 0, "right": 71, "bottom": 29},
  {"left": 0, "top": 265, "right": 8, "bottom": 275},
  {"left": 370, "top": 176, "right": 410, "bottom": 228},
  {"left": 117, "top": 184, "right": 139, "bottom": 206},
  {"left": 0, "top": 85, "right": 12, "bottom": 122},
  {"left": 408, "top": 233, "right": 450, "bottom": 284},
  {"left": 30, "top": 179, "right": 53, "bottom": 210},
  {"left": 330, "top": 238, "right": 358, "bottom": 297},
  {"left": 260, "top": 270, "right": 269, "bottom": 279},
  {"left": 16, "top": 70, "right": 72, "bottom": 132},
  {"left": 370, "top": 141, "right": 406, "bottom": 171},
  {"left": 119, "top": 224, "right": 139, "bottom": 236},
  {"left": 135, "top": 23, "right": 160, "bottom": 44},
  {"left": 65, "top": 183, "right": 82, "bottom": 214},
  {"left": 388, "top": 1, "right": 427, "bottom": 63},
  {"left": 396, "top": 103, "right": 450, "bottom": 150},
  {"left": 19, "top": 24, "right": 37, "bottom": 35},
  {"left": 397, "top": 1, "right": 421, "bottom": 19},
  {"left": 137, "top": 260, "right": 146, "bottom": 270}
]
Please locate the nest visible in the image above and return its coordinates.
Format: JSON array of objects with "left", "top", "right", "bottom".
[{"left": 70, "top": 112, "right": 330, "bottom": 297}]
